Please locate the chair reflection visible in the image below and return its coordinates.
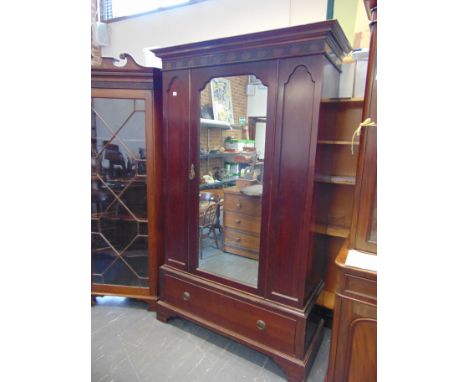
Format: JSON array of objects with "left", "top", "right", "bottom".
[{"left": 199, "top": 192, "right": 223, "bottom": 259}]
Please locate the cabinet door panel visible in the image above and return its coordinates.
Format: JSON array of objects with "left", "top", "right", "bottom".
[
  {"left": 331, "top": 298, "right": 377, "bottom": 382},
  {"left": 163, "top": 71, "right": 191, "bottom": 269},
  {"left": 347, "top": 319, "right": 377, "bottom": 382},
  {"left": 266, "top": 56, "right": 323, "bottom": 306}
]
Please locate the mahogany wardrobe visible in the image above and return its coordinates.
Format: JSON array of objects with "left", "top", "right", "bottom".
[{"left": 152, "top": 21, "right": 351, "bottom": 381}]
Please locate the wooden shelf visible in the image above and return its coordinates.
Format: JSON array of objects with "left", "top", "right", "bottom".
[
  {"left": 320, "top": 98, "right": 364, "bottom": 104},
  {"left": 318, "top": 140, "right": 359, "bottom": 146},
  {"left": 312, "top": 224, "right": 350, "bottom": 238},
  {"left": 316, "top": 290, "right": 335, "bottom": 310},
  {"left": 315, "top": 174, "right": 356, "bottom": 185}
]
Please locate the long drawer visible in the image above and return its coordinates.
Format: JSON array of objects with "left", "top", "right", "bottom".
[
  {"left": 162, "top": 274, "right": 297, "bottom": 355},
  {"left": 224, "top": 212, "right": 261, "bottom": 234}
]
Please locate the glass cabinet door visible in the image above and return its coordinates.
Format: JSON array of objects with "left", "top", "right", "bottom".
[
  {"left": 91, "top": 90, "right": 152, "bottom": 287},
  {"left": 353, "top": 39, "right": 377, "bottom": 254},
  {"left": 196, "top": 75, "right": 268, "bottom": 287}
]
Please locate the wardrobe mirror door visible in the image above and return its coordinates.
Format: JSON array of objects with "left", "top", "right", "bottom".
[
  {"left": 197, "top": 75, "right": 267, "bottom": 287},
  {"left": 91, "top": 97, "right": 149, "bottom": 287}
]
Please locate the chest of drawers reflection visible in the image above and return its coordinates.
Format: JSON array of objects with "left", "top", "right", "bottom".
[{"left": 223, "top": 187, "right": 261, "bottom": 259}]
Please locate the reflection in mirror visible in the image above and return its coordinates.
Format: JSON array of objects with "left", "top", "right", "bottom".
[{"left": 197, "top": 75, "right": 267, "bottom": 287}]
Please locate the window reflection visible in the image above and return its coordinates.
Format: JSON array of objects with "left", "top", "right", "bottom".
[{"left": 197, "top": 75, "right": 267, "bottom": 287}]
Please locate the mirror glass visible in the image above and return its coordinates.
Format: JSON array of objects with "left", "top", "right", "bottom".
[{"left": 197, "top": 75, "right": 267, "bottom": 287}]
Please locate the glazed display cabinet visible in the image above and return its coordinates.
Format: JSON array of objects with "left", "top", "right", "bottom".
[{"left": 91, "top": 55, "right": 163, "bottom": 309}]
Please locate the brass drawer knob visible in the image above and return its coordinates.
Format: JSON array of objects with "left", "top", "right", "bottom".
[
  {"left": 256, "top": 320, "right": 266, "bottom": 330},
  {"left": 235, "top": 237, "right": 241, "bottom": 242},
  {"left": 182, "top": 291, "right": 191, "bottom": 301},
  {"left": 235, "top": 219, "right": 241, "bottom": 224},
  {"left": 236, "top": 203, "right": 242, "bottom": 208}
]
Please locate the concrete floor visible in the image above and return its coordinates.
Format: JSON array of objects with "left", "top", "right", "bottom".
[
  {"left": 92, "top": 297, "right": 331, "bottom": 382},
  {"left": 199, "top": 243, "right": 259, "bottom": 287}
]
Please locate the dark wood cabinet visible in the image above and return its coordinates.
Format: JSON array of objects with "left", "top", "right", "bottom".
[
  {"left": 91, "top": 55, "right": 163, "bottom": 309},
  {"left": 152, "top": 21, "right": 351, "bottom": 381},
  {"left": 326, "top": 250, "right": 377, "bottom": 382}
]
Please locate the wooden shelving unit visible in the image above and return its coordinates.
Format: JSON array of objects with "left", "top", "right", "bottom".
[{"left": 313, "top": 97, "right": 364, "bottom": 310}]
